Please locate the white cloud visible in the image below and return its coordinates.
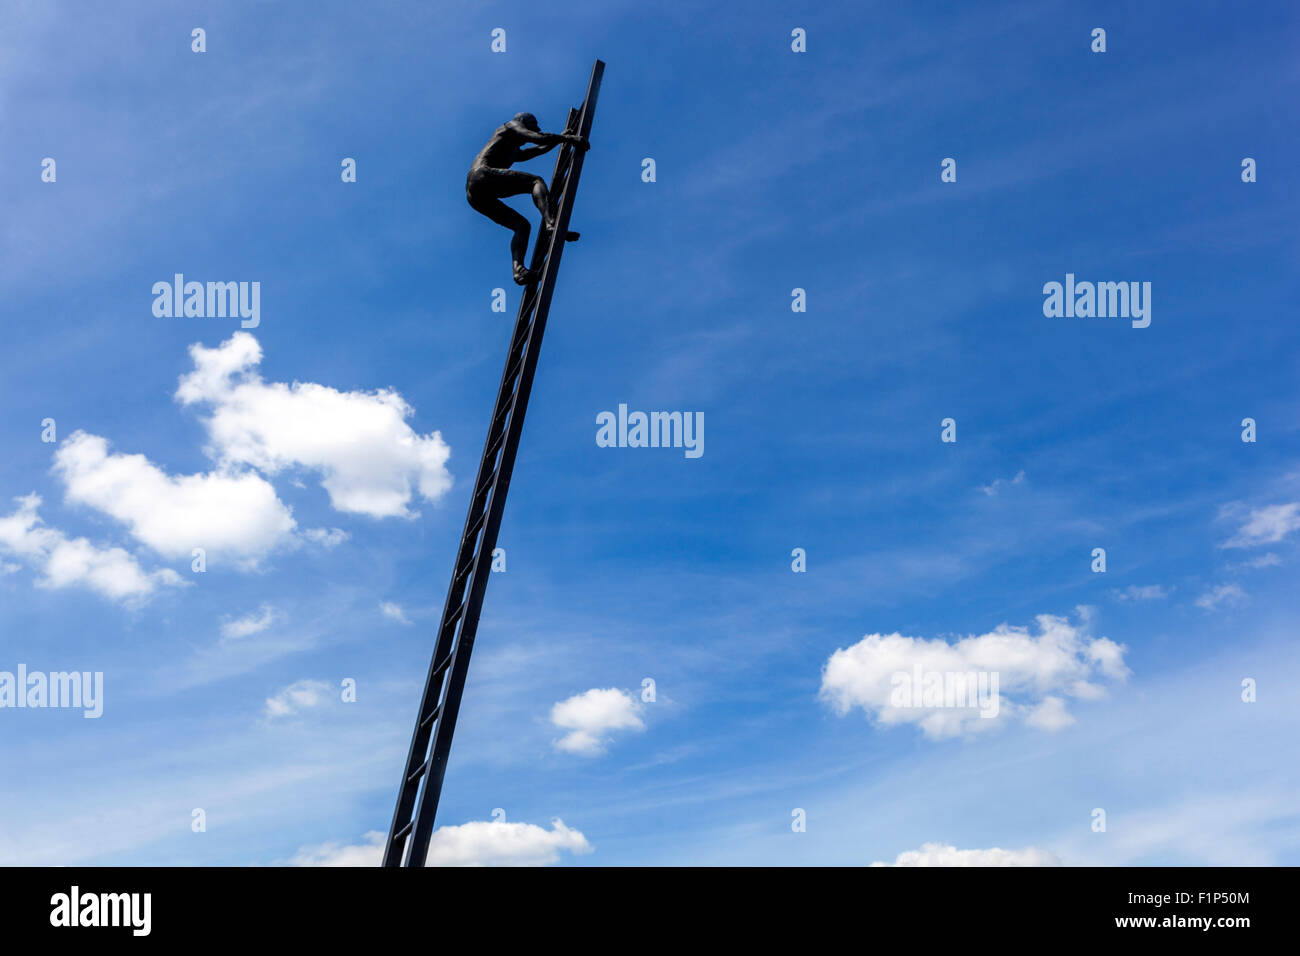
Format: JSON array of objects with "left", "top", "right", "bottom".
[
  {"left": 550, "top": 687, "right": 645, "bottom": 755},
  {"left": 303, "top": 527, "right": 349, "bottom": 547},
  {"left": 16, "top": 336, "right": 448, "bottom": 580},
  {"left": 290, "top": 819, "right": 592, "bottom": 867},
  {"left": 54, "top": 431, "right": 296, "bottom": 564},
  {"left": 288, "top": 831, "right": 386, "bottom": 867},
  {"left": 871, "top": 842, "right": 1060, "bottom": 867},
  {"left": 1114, "top": 584, "right": 1169, "bottom": 601},
  {"left": 221, "top": 604, "right": 278, "bottom": 640},
  {"left": 176, "top": 333, "right": 452, "bottom": 518},
  {"left": 380, "top": 601, "right": 411, "bottom": 624},
  {"left": 979, "top": 470, "right": 1025, "bottom": 496},
  {"left": 1025, "top": 695, "right": 1075, "bottom": 731},
  {"left": 1223, "top": 502, "right": 1300, "bottom": 548},
  {"left": 264, "top": 678, "right": 333, "bottom": 718},
  {"left": 0, "top": 494, "right": 181, "bottom": 603},
  {"left": 1195, "top": 583, "right": 1248, "bottom": 611},
  {"left": 819, "top": 613, "right": 1129, "bottom": 739},
  {"left": 428, "top": 819, "right": 592, "bottom": 866}
]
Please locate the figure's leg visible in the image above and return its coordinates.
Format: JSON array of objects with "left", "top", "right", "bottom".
[
  {"left": 468, "top": 190, "right": 534, "bottom": 284},
  {"left": 529, "top": 177, "right": 580, "bottom": 242},
  {"left": 529, "top": 177, "right": 553, "bottom": 229},
  {"left": 482, "top": 170, "right": 579, "bottom": 242}
]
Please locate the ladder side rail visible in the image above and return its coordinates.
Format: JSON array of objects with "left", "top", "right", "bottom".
[
  {"left": 381, "top": 166, "right": 559, "bottom": 867},
  {"left": 382, "top": 265, "right": 550, "bottom": 865},
  {"left": 384, "top": 62, "right": 603, "bottom": 866},
  {"left": 402, "top": 69, "right": 603, "bottom": 867}
]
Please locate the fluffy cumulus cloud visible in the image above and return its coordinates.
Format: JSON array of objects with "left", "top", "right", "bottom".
[
  {"left": 819, "top": 613, "right": 1129, "bottom": 739},
  {"left": 54, "top": 431, "right": 295, "bottom": 564},
  {"left": 176, "top": 333, "right": 452, "bottom": 518},
  {"left": 0, "top": 494, "right": 181, "bottom": 602},
  {"left": 288, "top": 831, "right": 387, "bottom": 867},
  {"left": 303, "top": 527, "right": 348, "bottom": 547},
  {"left": 427, "top": 819, "right": 592, "bottom": 867},
  {"left": 550, "top": 687, "right": 645, "bottom": 755},
  {"left": 264, "top": 678, "right": 333, "bottom": 718},
  {"left": 290, "top": 819, "right": 591, "bottom": 867},
  {"left": 871, "top": 842, "right": 1060, "bottom": 867},
  {"left": 1222, "top": 502, "right": 1300, "bottom": 548},
  {"left": 1024, "top": 695, "right": 1075, "bottom": 731},
  {"left": 0, "top": 335, "right": 449, "bottom": 606}
]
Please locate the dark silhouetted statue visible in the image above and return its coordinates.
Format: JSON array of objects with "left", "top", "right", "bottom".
[{"left": 466, "top": 113, "right": 589, "bottom": 285}]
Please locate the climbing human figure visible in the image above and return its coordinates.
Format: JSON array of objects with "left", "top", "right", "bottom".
[{"left": 466, "top": 112, "right": 589, "bottom": 285}]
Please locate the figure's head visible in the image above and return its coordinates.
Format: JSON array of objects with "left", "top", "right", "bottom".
[{"left": 513, "top": 112, "right": 540, "bottom": 132}]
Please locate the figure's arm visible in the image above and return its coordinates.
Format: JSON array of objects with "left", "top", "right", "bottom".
[
  {"left": 507, "top": 120, "right": 589, "bottom": 151},
  {"left": 516, "top": 142, "right": 558, "bottom": 162},
  {"left": 506, "top": 119, "right": 559, "bottom": 144}
]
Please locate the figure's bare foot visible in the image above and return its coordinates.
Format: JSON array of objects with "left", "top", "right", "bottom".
[
  {"left": 541, "top": 218, "right": 578, "bottom": 243},
  {"left": 512, "top": 262, "right": 537, "bottom": 286}
]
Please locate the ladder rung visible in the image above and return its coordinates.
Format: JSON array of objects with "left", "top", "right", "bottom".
[
  {"left": 407, "top": 759, "right": 430, "bottom": 784},
  {"left": 507, "top": 326, "right": 530, "bottom": 360},
  {"left": 482, "top": 423, "right": 509, "bottom": 461},
  {"left": 474, "top": 465, "right": 500, "bottom": 498},
  {"left": 490, "top": 399, "right": 515, "bottom": 437},
  {"left": 392, "top": 821, "right": 413, "bottom": 841},
  {"left": 503, "top": 352, "right": 526, "bottom": 388},
  {"left": 449, "top": 532, "right": 481, "bottom": 571},
  {"left": 420, "top": 703, "right": 443, "bottom": 729},
  {"left": 432, "top": 654, "right": 453, "bottom": 679},
  {"left": 443, "top": 601, "right": 465, "bottom": 630}
]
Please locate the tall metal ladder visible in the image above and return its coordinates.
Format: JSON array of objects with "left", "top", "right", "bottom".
[{"left": 383, "top": 59, "right": 604, "bottom": 867}]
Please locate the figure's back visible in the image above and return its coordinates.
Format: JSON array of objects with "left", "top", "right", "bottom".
[{"left": 472, "top": 124, "right": 522, "bottom": 171}]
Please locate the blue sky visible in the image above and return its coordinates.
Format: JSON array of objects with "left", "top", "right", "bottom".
[{"left": 1, "top": 0, "right": 1298, "bottom": 866}]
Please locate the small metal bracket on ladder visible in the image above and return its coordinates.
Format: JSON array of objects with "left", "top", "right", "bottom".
[{"left": 383, "top": 59, "right": 604, "bottom": 867}]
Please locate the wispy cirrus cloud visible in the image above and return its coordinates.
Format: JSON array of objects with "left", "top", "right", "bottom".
[
  {"left": 1222, "top": 502, "right": 1300, "bottom": 548},
  {"left": 265, "top": 679, "right": 334, "bottom": 719},
  {"left": 1114, "top": 584, "right": 1170, "bottom": 601},
  {"left": 1195, "top": 583, "right": 1248, "bottom": 611},
  {"left": 380, "top": 601, "right": 411, "bottom": 625},
  {"left": 221, "top": 604, "right": 279, "bottom": 641},
  {"left": 979, "top": 470, "right": 1025, "bottom": 496}
]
